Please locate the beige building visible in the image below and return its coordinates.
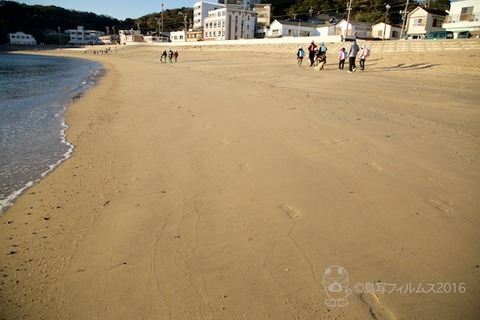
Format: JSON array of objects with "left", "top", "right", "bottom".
[
  {"left": 253, "top": 3, "right": 271, "bottom": 28},
  {"left": 119, "top": 29, "right": 144, "bottom": 44},
  {"left": 406, "top": 7, "right": 448, "bottom": 39}
]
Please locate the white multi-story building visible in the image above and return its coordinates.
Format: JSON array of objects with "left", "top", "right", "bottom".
[
  {"left": 8, "top": 31, "right": 37, "bottom": 45},
  {"left": 193, "top": 1, "right": 222, "bottom": 30},
  {"left": 219, "top": 0, "right": 262, "bottom": 7},
  {"left": 65, "top": 26, "right": 105, "bottom": 45},
  {"left": 443, "top": 0, "right": 480, "bottom": 38},
  {"left": 203, "top": 5, "right": 256, "bottom": 40}
]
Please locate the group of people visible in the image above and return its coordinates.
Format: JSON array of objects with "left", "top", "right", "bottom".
[
  {"left": 296, "top": 40, "right": 328, "bottom": 69},
  {"left": 160, "top": 49, "right": 179, "bottom": 63},
  {"left": 297, "top": 39, "right": 370, "bottom": 73}
]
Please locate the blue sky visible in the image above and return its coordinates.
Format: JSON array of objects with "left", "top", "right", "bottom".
[{"left": 16, "top": 0, "right": 196, "bottom": 20}]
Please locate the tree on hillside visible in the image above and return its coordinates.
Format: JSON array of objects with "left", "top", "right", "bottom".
[
  {"left": 262, "top": 0, "right": 295, "bottom": 19},
  {"left": 134, "top": 7, "right": 194, "bottom": 33},
  {"left": 286, "top": 0, "right": 345, "bottom": 19},
  {"left": 430, "top": 0, "right": 450, "bottom": 10},
  {"left": 0, "top": 0, "right": 126, "bottom": 44}
]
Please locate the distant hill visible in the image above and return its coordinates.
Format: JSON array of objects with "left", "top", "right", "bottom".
[
  {"left": 0, "top": 1, "right": 131, "bottom": 44},
  {"left": 0, "top": 1, "right": 192, "bottom": 44}
]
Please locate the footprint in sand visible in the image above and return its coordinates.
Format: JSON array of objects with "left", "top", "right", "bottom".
[
  {"left": 361, "top": 292, "right": 396, "bottom": 320},
  {"left": 239, "top": 163, "right": 252, "bottom": 172},
  {"left": 218, "top": 140, "right": 230, "bottom": 146},
  {"left": 367, "top": 162, "right": 384, "bottom": 172},
  {"left": 332, "top": 139, "right": 345, "bottom": 145},
  {"left": 429, "top": 197, "right": 454, "bottom": 214},
  {"left": 280, "top": 204, "right": 302, "bottom": 220}
]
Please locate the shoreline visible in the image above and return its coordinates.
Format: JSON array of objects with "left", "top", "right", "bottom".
[
  {"left": 0, "top": 53, "right": 104, "bottom": 215},
  {"left": 0, "top": 47, "right": 479, "bottom": 319}
]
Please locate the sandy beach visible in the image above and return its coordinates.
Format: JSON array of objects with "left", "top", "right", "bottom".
[{"left": 1, "top": 44, "right": 479, "bottom": 319}]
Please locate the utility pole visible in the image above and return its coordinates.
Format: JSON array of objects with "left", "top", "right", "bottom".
[
  {"left": 383, "top": 4, "right": 391, "bottom": 40},
  {"left": 345, "top": 0, "right": 353, "bottom": 40},
  {"left": 161, "top": 3, "right": 164, "bottom": 42},
  {"left": 400, "top": 0, "right": 410, "bottom": 40},
  {"left": 242, "top": 4, "right": 247, "bottom": 39}
]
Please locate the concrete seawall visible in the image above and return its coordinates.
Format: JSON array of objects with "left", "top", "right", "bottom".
[{"left": 120, "top": 38, "right": 480, "bottom": 54}]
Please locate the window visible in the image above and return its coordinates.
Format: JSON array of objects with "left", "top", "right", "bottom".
[
  {"left": 460, "top": 6, "right": 474, "bottom": 21},
  {"left": 413, "top": 18, "right": 424, "bottom": 27},
  {"left": 432, "top": 18, "right": 439, "bottom": 27}
]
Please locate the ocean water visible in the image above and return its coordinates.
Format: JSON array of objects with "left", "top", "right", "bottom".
[{"left": 0, "top": 53, "right": 102, "bottom": 214}]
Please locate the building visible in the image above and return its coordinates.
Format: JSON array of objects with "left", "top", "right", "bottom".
[
  {"left": 443, "top": 0, "right": 480, "bottom": 38},
  {"left": 335, "top": 20, "right": 374, "bottom": 39},
  {"left": 193, "top": 1, "right": 222, "bottom": 30},
  {"left": 405, "top": 7, "right": 448, "bottom": 39},
  {"left": 219, "top": 0, "right": 262, "bottom": 8},
  {"left": 65, "top": 26, "right": 105, "bottom": 45},
  {"left": 186, "top": 30, "right": 204, "bottom": 41},
  {"left": 316, "top": 23, "right": 337, "bottom": 38},
  {"left": 203, "top": 5, "right": 256, "bottom": 40},
  {"left": 143, "top": 35, "right": 163, "bottom": 43},
  {"left": 8, "top": 31, "right": 37, "bottom": 45},
  {"left": 170, "top": 30, "right": 186, "bottom": 42},
  {"left": 253, "top": 3, "right": 271, "bottom": 28},
  {"left": 119, "top": 29, "right": 144, "bottom": 44},
  {"left": 267, "top": 19, "right": 318, "bottom": 38},
  {"left": 371, "top": 23, "right": 403, "bottom": 39},
  {"left": 98, "top": 34, "right": 120, "bottom": 45}
]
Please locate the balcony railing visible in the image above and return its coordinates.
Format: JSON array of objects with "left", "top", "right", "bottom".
[{"left": 444, "top": 12, "right": 480, "bottom": 23}]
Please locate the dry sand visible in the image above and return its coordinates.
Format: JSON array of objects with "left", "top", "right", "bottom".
[{"left": 0, "top": 45, "right": 479, "bottom": 319}]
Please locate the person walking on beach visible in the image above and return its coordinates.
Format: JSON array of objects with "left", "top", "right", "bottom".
[
  {"left": 359, "top": 44, "right": 370, "bottom": 71},
  {"left": 297, "top": 46, "right": 305, "bottom": 66},
  {"left": 347, "top": 39, "right": 359, "bottom": 73},
  {"left": 174, "top": 50, "right": 179, "bottom": 62},
  {"left": 338, "top": 47, "right": 347, "bottom": 71},
  {"left": 308, "top": 41, "right": 317, "bottom": 67},
  {"left": 161, "top": 50, "right": 167, "bottom": 63},
  {"left": 168, "top": 49, "right": 174, "bottom": 63},
  {"left": 314, "top": 54, "right": 326, "bottom": 71},
  {"left": 319, "top": 42, "right": 328, "bottom": 64}
]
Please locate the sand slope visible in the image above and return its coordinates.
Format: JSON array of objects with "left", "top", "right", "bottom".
[{"left": 1, "top": 48, "right": 479, "bottom": 319}]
